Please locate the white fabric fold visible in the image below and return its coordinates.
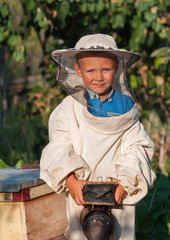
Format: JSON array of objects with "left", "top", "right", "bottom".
[
  {"left": 40, "top": 102, "right": 91, "bottom": 193},
  {"left": 40, "top": 95, "right": 156, "bottom": 240}
]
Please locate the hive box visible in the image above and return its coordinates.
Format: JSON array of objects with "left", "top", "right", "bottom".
[{"left": 0, "top": 166, "right": 68, "bottom": 240}]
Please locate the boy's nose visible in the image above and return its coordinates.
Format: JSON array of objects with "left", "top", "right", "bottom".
[{"left": 95, "top": 71, "right": 104, "bottom": 81}]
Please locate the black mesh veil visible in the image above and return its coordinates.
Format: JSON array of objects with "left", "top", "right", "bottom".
[{"left": 51, "top": 34, "right": 140, "bottom": 117}]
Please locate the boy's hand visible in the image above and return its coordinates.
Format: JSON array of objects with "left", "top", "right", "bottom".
[
  {"left": 66, "top": 173, "right": 87, "bottom": 205},
  {"left": 114, "top": 181, "right": 127, "bottom": 204}
]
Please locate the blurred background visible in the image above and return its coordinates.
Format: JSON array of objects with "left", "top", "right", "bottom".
[{"left": 0, "top": 0, "right": 169, "bottom": 239}]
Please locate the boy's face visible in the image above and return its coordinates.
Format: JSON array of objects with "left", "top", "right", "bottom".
[{"left": 74, "top": 53, "right": 118, "bottom": 101}]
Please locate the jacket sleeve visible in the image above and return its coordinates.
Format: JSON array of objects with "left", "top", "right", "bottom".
[
  {"left": 112, "top": 120, "right": 156, "bottom": 205},
  {"left": 40, "top": 101, "right": 91, "bottom": 193}
]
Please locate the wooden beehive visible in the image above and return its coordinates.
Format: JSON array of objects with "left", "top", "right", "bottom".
[{"left": 0, "top": 166, "right": 68, "bottom": 240}]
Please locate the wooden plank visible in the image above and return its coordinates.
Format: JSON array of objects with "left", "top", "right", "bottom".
[
  {"left": 29, "top": 183, "right": 54, "bottom": 200},
  {"left": 0, "top": 202, "right": 27, "bottom": 240},
  {"left": 24, "top": 192, "right": 68, "bottom": 240},
  {"left": 0, "top": 183, "right": 54, "bottom": 202},
  {"left": 0, "top": 192, "right": 13, "bottom": 201},
  {"left": 21, "top": 164, "right": 40, "bottom": 169}
]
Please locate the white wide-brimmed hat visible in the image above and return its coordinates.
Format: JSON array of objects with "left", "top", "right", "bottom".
[{"left": 52, "top": 33, "right": 140, "bottom": 69}]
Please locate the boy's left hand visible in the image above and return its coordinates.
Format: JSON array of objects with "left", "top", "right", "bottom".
[{"left": 114, "top": 181, "right": 127, "bottom": 204}]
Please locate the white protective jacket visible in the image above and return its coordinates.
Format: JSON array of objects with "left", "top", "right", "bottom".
[{"left": 40, "top": 95, "right": 156, "bottom": 240}]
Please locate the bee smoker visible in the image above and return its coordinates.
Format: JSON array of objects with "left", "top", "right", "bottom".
[{"left": 80, "top": 182, "right": 115, "bottom": 240}]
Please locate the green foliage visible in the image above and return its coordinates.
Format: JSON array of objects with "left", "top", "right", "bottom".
[
  {"left": 0, "top": 1, "right": 9, "bottom": 18},
  {"left": 151, "top": 47, "right": 170, "bottom": 66},
  {"left": 0, "top": 76, "right": 65, "bottom": 166},
  {"left": 57, "top": 0, "right": 70, "bottom": 23},
  {"left": 0, "top": 159, "right": 23, "bottom": 168},
  {"left": 136, "top": 174, "right": 170, "bottom": 239},
  {"left": 0, "top": 159, "right": 9, "bottom": 168},
  {"left": 0, "top": 108, "right": 38, "bottom": 166},
  {"left": 8, "top": 34, "right": 21, "bottom": 47},
  {"left": 15, "top": 160, "right": 24, "bottom": 167}
]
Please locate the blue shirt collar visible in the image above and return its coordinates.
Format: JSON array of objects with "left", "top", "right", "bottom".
[{"left": 86, "top": 88, "right": 114, "bottom": 102}]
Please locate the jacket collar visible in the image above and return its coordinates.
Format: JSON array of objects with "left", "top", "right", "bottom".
[{"left": 86, "top": 88, "right": 113, "bottom": 102}]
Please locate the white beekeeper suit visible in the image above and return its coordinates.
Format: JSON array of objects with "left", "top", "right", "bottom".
[{"left": 40, "top": 34, "right": 156, "bottom": 240}]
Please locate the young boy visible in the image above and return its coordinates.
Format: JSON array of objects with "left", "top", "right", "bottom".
[{"left": 40, "top": 34, "right": 156, "bottom": 240}]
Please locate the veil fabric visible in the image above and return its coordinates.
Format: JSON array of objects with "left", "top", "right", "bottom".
[{"left": 51, "top": 34, "right": 140, "bottom": 116}]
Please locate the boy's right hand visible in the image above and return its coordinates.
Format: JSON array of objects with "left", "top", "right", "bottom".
[{"left": 66, "top": 172, "right": 87, "bottom": 205}]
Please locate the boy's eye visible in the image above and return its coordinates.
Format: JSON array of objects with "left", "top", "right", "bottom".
[
  {"left": 103, "top": 68, "right": 110, "bottom": 71},
  {"left": 87, "top": 69, "right": 94, "bottom": 73}
]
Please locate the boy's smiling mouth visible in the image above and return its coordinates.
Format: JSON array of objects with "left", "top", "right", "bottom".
[{"left": 93, "top": 82, "right": 105, "bottom": 86}]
